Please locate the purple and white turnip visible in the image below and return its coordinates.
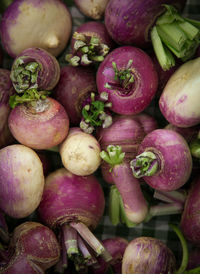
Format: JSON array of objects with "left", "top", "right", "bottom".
[
  {"left": 96, "top": 46, "right": 158, "bottom": 115},
  {"left": 60, "top": 127, "right": 101, "bottom": 176},
  {"left": 10, "top": 47, "right": 60, "bottom": 94},
  {"left": 0, "top": 221, "right": 60, "bottom": 273},
  {"left": 0, "top": 0, "right": 72, "bottom": 57},
  {"left": 0, "top": 144, "right": 44, "bottom": 218},
  {"left": 130, "top": 129, "right": 193, "bottom": 191},
  {"left": 38, "top": 168, "right": 112, "bottom": 272}
]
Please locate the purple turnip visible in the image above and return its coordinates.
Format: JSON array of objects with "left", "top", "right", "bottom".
[
  {"left": 8, "top": 97, "right": 70, "bottom": 150},
  {"left": 130, "top": 129, "right": 192, "bottom": 191},
  {"left": 0, "top": 68, "right": 15, "bottom": 148},
  {"left": 60, "top": 127, "right": 101, "bottom": 176},
  {"left": 10, "top": 47, "right": 60, "bottom": 94},
  {"left": 0, "top": 0, "right": 72, "bottom": 58},
  {"left": 0, "top": 221, "right": 60, "bottom": 273},
  {"left": 74, "top": 0, "right": 110, "bottom": 20},
  {"left": 159, "top": 57, "right": 200, "bottom": 128},
  {"left": 96, "top": 46, "right": 158, "bottom": 115},
  {"left": 0, "top": 144, "right": 44, "bottom": 218},
  {"left": 66, "top": 21, "right": 114, "bottom": 66},
  {"left": 38, "top": 168, "right": 112, "bottom": 272},
  {"left": 104, "top": 0, "right": 200, "bottom": 70}
]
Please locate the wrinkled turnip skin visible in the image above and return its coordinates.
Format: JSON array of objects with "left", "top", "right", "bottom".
[
  {"left": 0, "top": 145, "right": 44, "bottom": 218},
  {"left": 180, "top": 175, "right": 200, "bottom": 244},
  {"left": 0, "top": 69, "right": 15, "bottom": 148},
  {"left": 105, "top": 0, "right": 186, "bottom": 47},
  {"left": 0, "top": 0, "right": 72, "bottom": 57},
  {"left": 54, "top": 66, "right": 97, "bottom": 125},
  {"left": 96, "top": 46, "right": 158, "bottom": 115},
  {"left": 74, "top": 0, "right": 109, "bottom": 20},
  {"left": 1, "top": 222, "right": 60, "bottom": 273},
  {"left": 137, "top": 129, "right": 192, "bottom": 191},
  {"left": 122, "top": 237, "right": 176, "bottom": 274},
  {"left": 38, "top": 168, "right": 105, "bottom": 230},
  {"left": 8, "top": 97, "right": 69, "bottom": 150},
  {"left": 159, "top": 58, "right": 200, "bottom": 127}
]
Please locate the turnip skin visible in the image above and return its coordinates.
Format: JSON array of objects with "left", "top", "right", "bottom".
[
  {"left": 0, "top": 68, "right": 15, "bottom": 148},
  {"left": 60, "top": 127, "right": 101, "bottom": 176},
  {"left": 159, "top": 58, "right": 200, "bottom": 128},
  {"left": 96, "top": 46, "right": 158, "bottom": 115},
  {"left": 180, "top": 175, "right": 200, "bottom": 245},
  {"left": 1, "top": 222, "right": 60, "bottom": 273},
  {"left": 122, "top": 237, "right": 176, "bottom": 274},
  {"left": 54, "top": 65, "right": 97, "bottom": 125},
  {"left": 0, "top": 0, "right": 72, "bottom": 58},
  {"left": 131, "top": 129, "right": 192, "bottom": 191},
  {"left": 0, "top": 144, "right": 44, "bottom": 219},
  {"left": 10, "top": 47, "right": 60, "bottom": 93},
  {"left": 8, "top": 97, "right": 70, "bottom": 150}
]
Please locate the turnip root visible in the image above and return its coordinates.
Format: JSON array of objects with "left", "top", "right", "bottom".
[
  {"left": 0, "top": 144, "right": 44, "bottom": 218},
  {"left": 159, "top": 57, "right": 200, "bottom": 127},
  {"left": 10, "top": 47, "right": 60, "bottom": 94},
  {"left": 8, "top": 97, "right": 70, "bottom": 150},
  {"left": 0, "top": 221, "right": 60, "bottom": 273},
  {"left": 74, "top": 0, "right": 110, "bottom": 20},
  {"left": 130, "top": 129, "right": 192, "bottom": 191},
  {"left": 60, "top": 127, "right": 101, "bottom": 176},
  {"left": 0, "top": 0, "right": 72, "bottom": 57}
]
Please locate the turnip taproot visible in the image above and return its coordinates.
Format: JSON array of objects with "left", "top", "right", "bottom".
[
  {"left": 0, "top": 144, "right": 44, "bottom": 218},
  {"left": 96, "top": 46, "right": 158, "bottom": 115},
  {"left": 60, "top": 127, "right": 101, "bottom": 176},
  {"left": 38, "top": 168, "right": 112, "bottom": 272},
  {"left": 0, "top": 0, "right": 72, "bottom": 57},
  {"left": 130, "top": 129, "right": 192, "bottom": 191},
  {"left": 8, "top": 96, "right": 69, "bottom": 150},
  {"left": 0, "top": 222, "right": 60, "bottom": 273},
  {"left": 10, "top": 47, "right": 60, "bottom": 94}
]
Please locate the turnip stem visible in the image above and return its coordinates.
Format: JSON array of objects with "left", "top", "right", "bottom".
[
  {"left": 70, "top": 222, "right": 112, "bottom": 262},
  {"left": 170, "top": 224, "right": 188, "bottom": 274},
  {"left": 77, "top": 235, "right": 97, "bottom": 266},
  {"left": 190, "top": 139, "right": 200, "bottom": 159},
  {"left": 109, "top": 185, "right": 120, "bottom": 226},
  {"left": 153, "top": 189, "right": 187, "bottom": 205},
  {"left": 62, "top": 224, "right": 79, "bottom": 257}
]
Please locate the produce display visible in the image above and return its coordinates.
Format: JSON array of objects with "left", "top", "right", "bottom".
[{"left": 0, "top": 0, "right": 200, "bottom": 273}]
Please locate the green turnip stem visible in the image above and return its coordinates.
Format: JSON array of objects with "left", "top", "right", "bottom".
[
  {"left": 148, "top": 202, "right": 183, "bottom": 219},
  {"left": 190, "top": 139, "right": 200, "bottom": 158},
  {"left": 46, "top": 145, "right": 59, "bottom": 152},
  {"left": 130, "top": 151, "right": 159, "bottom": 178},
  {"left": 77, "top": 236, "right": 97, "bottom": 266},
  {"left": 111, "top": 60, "right": 134, "bottom": 89},
  {"left": 153, "top": 189, "right": 187, "bottom": 205},
  {"left": 109, "top": 185, "right": 120, "bottom": 226},
  {"left": 184, "top": 267, "right": 200, "bottom": 273},
  {"left": 62, "top": 224, "right": 79, "bottom": 257},
  {"left": 170, "top": 224, "right": 188, "bottom": 274},
  {"left": 151, "top": 4, "right": 200, "bottom": 70},
  {"left": 70, "top": 222, "right": 112, "bottom": 262}
]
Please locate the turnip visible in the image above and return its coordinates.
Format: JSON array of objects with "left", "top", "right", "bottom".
[
  {"left": 10, "top": 47, "right": 60, "bottom": 94},
  {"left": 122, "top": 224, "right": 188, "bottom": 274},
  {"left": 66, "top": 21, "right": 114, "bottom": 66},
  {"left": 96, "top": 46, "right": 158, "bottom": 115},
  {"left": 159, "top": 57, "right": 200, "bottom": 128},
  {"left": 8, "top": 96, "right": 70, "bottom": 150},
  {"left": 0, "top": 221, "right": 60, "bottom": 273},
  {"left": 0, "top": 68, "right": 15, "bottom": 148},
  {"left": 0, "top": 144, "right": 44, "bottom": 218},
  {"left": 0, "top": 0, "right": 72, "bottom": 58},
  {"left": 60, "top": 127, "right": 101, "bottom": 176},
  {"left": 130, "top": 129, "right": 192, "bottom": 191},
  {"left": 38, "top": 168, "right": 112, "bottom": 272},
  {"left": 91, "top": 237, "right": 128, "bottom": 274},
  {"left": 104, "top": 0, "right": 200, "bottom": 70},
  {"left": 74, "top": 0, "right": 110, "bottom": 20}
]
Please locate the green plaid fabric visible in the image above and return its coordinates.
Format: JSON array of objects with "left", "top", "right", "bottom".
[{"left": 0, "top": 0, "right": 199, "bottom": 268}]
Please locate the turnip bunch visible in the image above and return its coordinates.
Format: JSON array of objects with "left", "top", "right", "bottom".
[
  {"left": 38, "top": 168, "right": 112, "bottom": 273},
  {"left": 0, "top": 222, "right": 60, "bottom": 273}
]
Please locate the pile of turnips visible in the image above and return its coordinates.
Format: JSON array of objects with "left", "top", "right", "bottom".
[{"left": 0, "top": 0, "right": 200, "bottom": 273}]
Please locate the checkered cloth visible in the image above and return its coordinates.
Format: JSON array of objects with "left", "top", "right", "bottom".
[{"left": 1, "top": 0, "right": 199, "bottom": 267}]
